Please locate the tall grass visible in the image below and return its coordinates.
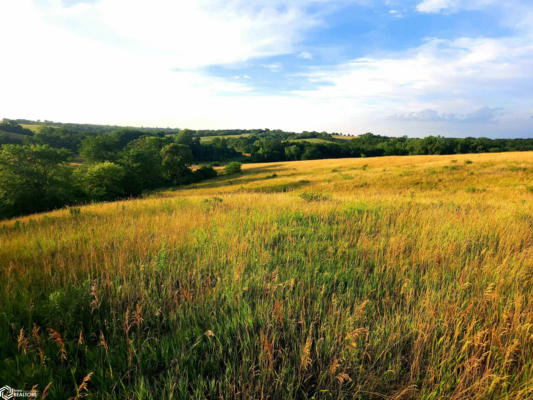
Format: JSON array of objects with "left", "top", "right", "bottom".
[{"left": 0, "top": 152, "right": 532, "bottom": 399}]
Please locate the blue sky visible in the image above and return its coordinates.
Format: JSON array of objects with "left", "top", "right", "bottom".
[{"left": 1, "top": 0, "right": 533, "bottom": 137}]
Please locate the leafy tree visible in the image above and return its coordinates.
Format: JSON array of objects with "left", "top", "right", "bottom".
[
  {"left": 111, "top": 129, "right": 145, "bottom": 149},
  {"left": 284, "top": 144, "right": 302, "bottom": 161},
  {"left": 79, "top": 135, "right": 120, "bottom": 162},
  {"left": 0, "top": 144, "right": 75, "bottom": 218},
  {"left": 33, "top": 126, "right": 84, "bottom": 152},
  {"left": 78, "top": 162, "right": 126, "bottom": 201},
  {"left": 175, "top": 129, "right": 194, "bottom": 146},
  {"left": 251, "top": 139, "right": 284, "bottom": 162},
  {"left": 224, "top": 161, "right": 242, "bottom": 175},
  {"left": 161, "top": 143, "right": 193, "bottom": 185},
  {"left": 301, "top": 145, "right": 322, "bottom": 160},
  {"left": 119, "top": 136, "right": 168, "bottom": 193}
]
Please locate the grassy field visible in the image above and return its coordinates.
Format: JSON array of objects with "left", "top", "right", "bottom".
[
  {"left": 199, "top": 134, "right": 251, "bottom": 143},
  {"left": 19, "top": 123, "right": 47, "bottom": 132},
  {"left": 1, "top": 152, "right": 532, "bottom": 399}
]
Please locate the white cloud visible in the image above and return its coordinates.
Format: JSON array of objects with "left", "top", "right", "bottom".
[
  {"left": 29, "top": 0, "right": 354, "bottom": 68},
  {"left": 263, "top": 63, "right": 282, "bottom": 72},
  {"left": 416, "top": 0, "right": 455, "bottom": 13},
  {"left": 299, "top": 51, "right": 313, "bottom": 59},
  {"left": 388, "top": 9, "right": 403, "bottom": 18},
  {"left": 416, "top": 0, "right": 500, "bottom": 14},
  {"left": 289, "top": 34, "right": 533, "bottom": 135}
]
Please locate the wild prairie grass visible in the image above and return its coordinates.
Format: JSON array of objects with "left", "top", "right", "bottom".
[{"left": 0, "top": 152, "right": 532, "bottom": 399}]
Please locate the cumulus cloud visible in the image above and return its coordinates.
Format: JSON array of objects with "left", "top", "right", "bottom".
[{"left": 294, "top": 35, "right": 533, "bottom": 121}]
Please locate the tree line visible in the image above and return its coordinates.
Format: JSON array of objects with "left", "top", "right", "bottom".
[{"left": 0, "top": 127, "right": 227, "bottom": 219}]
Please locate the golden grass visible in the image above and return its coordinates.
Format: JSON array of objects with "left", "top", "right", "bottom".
[{"left": 0, "top": 152, "right": 532, "bottom": 399}]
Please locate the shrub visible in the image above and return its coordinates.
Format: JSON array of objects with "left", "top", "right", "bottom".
[
  {"left": 194, "top": 165, "right": 217, "bottom": 180},
  {"left": 224, "top": 161, "right": 242, "bottom": 175},
  {"left": 79, "top": 161, "right": 127, "bottom": 201}
]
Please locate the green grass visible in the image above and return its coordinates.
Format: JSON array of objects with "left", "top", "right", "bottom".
[
  {"left": 199, "top": 134, "right": 251, "bottom": 143},
  {"left": 0, "top": 152, "right": 532, "bottom": 399}
]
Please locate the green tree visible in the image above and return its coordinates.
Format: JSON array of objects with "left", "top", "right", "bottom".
[
  {"left": 78, "top": 162, "right": 126, "bottom": 201},
  {"left": 119, "top": 136, "right": 168, "bottom": 193},
  {"left": 284, "top": 144, "right": 301, "bottom": 161},
  {"left": 161, "top": 143, "right": 193, "bottom": 185},
  {"left": 175, "top": 129, "right": 194, "bottom": 146},
  {"left": 33, "top": 126, "right": 84, "bottom": 152},
  {"left": 0, "top": 144, "right": 75, "bottom": 218},
  {"left": 79, "top": 135, "right": 119, "bottom": 162}
]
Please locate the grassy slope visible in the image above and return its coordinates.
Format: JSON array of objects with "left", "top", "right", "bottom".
[
  {"left": 19, "top": 124, "right": 44, "bottom": 133},
  {"left": 1, "top": 152, "right": 532, "bottom": 399}
]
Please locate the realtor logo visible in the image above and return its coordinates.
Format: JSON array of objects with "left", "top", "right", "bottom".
[
  {"left": 0, "top": 387, "right": 13, "bottom": 400},
  {"left": 0, "top": 386, "right": 36, "bottom": 399}
]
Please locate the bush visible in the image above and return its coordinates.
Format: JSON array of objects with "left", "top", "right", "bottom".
[
  {"left": 194, "top": 165, "right": 217, "bottom": 180},
  {"left": 79, "top": 161, "right": 126, "bottom": 201},
  {"left": 224, "top": 161, "right": 242, "bottom": 175}
]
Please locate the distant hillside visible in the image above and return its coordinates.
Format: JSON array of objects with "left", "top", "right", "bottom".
[{"left": 8, "top": 118, "right": 349, "bottom": 140}]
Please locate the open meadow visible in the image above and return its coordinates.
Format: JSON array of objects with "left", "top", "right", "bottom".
[{"left": 1, "top": 152, "right": 532, "bottom": 399}]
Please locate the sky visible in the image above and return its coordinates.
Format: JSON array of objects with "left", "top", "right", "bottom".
[{"left": 1, "top": 0, "right": 533, "bottom": 138}]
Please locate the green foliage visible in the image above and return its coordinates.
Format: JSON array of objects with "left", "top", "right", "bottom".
[
  {"left": 33, "top": 126, "right": 84, "bottom": 152},
  {"left": 284, "top": 144, "right": 301, "bottom": 160},
  {"left": 194, "top": 165, "right": 217, "bottom": 181},
  {"left": 0, "top": 119, "right": 33, "bottom": 136},
  {"left": 0, "top": 144, "right": 75, "bottom": 218},
  {"left": 119, "top": 137, "right": 167, "bottom": 194},
  {"left": 161, "top": 143, "right": 193, "bottom": 185},
  {"left": 79, "top": 135, "right": 120, "bottom": 162},
  {"left": 224, "top": 161, "right": 242, "bottom": 175},
  {"left": 175, "top": 129, "right": 194, "bottom": 146},
  {"left": 78, "top": 162, "right": 126, "bottom": 201}
]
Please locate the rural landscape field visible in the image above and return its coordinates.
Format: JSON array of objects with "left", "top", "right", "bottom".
[
  {"left": 1, "top": 152, "right": 532, "bottom": 399},
  {"left": 3, "top": 1, "right": 533, "bottom": 398}
]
